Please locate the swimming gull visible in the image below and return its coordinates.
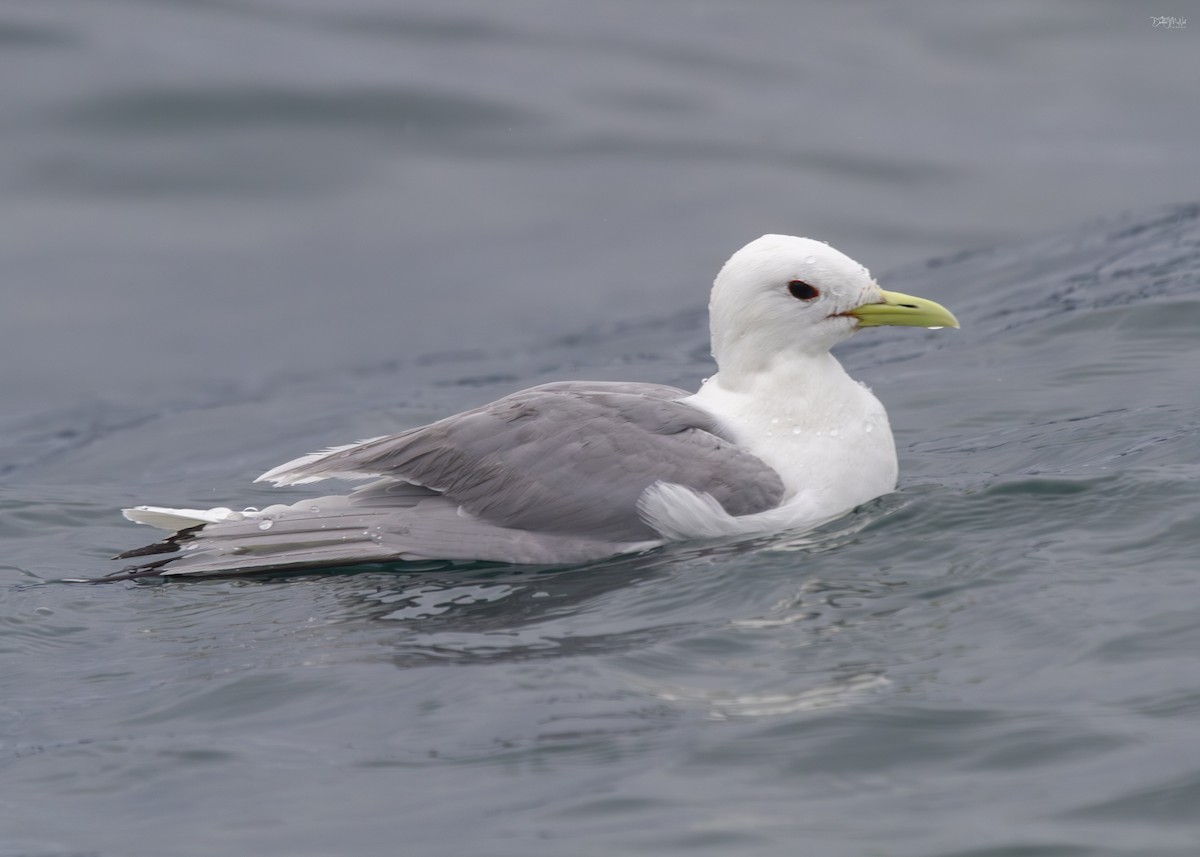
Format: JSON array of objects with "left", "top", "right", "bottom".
[{"left": 99, "top": 235, "right": 958, "bottom": 580}]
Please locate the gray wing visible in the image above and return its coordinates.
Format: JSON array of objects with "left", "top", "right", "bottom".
[{"left": 257, "top": 381, "right": 785, "bottom": 543}]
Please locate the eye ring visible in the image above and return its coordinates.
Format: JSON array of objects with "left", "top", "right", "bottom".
[{"left": 787, "top": 280, "right": 820, "bottom": 301}]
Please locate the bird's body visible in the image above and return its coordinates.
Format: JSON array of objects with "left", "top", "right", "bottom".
[{"left": 98, "top": 235, "right": 957, "bottom": 581}]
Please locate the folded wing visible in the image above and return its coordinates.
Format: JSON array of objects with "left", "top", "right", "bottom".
[
  {"left": 103, "top": 381, "right": 786, "bottom": 579},
  {"left": 257, "top": 381, "right": 785, "bottom": 543}
]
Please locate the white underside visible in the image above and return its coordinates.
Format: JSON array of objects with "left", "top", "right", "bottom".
[{"left": 636, "top": 481, "right": 839, "bottom": 541}]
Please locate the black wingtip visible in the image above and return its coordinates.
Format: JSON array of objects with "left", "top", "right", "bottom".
[
  {"left": 90, "top": 524, "right": 209, "bottom": 581},
  {"left": 65, "top": 557, "right": 177, "bottom": 584},
  {"left": 112, "top": 524, "right": 204, "bottom": 560}
]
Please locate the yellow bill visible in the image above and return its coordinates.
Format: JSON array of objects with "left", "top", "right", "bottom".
[{"left": 848, "top": 290, "right": 959, "bottom": 329}]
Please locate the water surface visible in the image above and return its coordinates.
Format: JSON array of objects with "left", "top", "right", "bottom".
[
  {"left": 5, "top": 206, "right": 1200, "bottom": 856},
  {"left": 3, "top": 2, "right": 1200, "bottom": 855}
]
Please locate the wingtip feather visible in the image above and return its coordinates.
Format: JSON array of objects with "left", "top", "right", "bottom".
[{"left": 255, "top": 437, "right": 390, "bottom": 486}]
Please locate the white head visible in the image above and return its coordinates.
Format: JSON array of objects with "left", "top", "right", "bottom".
[{"left": 708, "top": 234, "right": 957, "bottom": 378}]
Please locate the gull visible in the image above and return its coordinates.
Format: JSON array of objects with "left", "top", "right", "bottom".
[{"left": 101, "top": 235, "right": 957, "bottom": 580}]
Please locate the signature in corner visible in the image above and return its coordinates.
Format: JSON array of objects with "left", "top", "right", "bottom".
[{"left": 1150, "top": 16, "right": 1187, "bottom": 28}]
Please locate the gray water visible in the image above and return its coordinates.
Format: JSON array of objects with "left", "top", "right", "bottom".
[{"left": 3, "top": 2, "right": 1200, "bottom": 856}]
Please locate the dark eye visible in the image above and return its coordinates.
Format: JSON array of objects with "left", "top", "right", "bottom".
[{"left": 787, "top": 280, "right": 820, "bottom": 301}]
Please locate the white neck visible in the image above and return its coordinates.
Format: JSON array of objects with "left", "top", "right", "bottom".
[{"left": 710, "top": 347, "right": 848, "bottom": 397}]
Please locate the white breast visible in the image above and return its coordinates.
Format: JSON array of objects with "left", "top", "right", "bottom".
[{"left": 685, "top": 358, "right": 898, "bottom": 527}]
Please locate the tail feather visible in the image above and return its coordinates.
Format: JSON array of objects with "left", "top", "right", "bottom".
[
  {"left": 99, "top": 494, "right": 408, "bottom": 580},
  {"left": 89, "top": 479, "right": 656, "bottom": 582}
]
